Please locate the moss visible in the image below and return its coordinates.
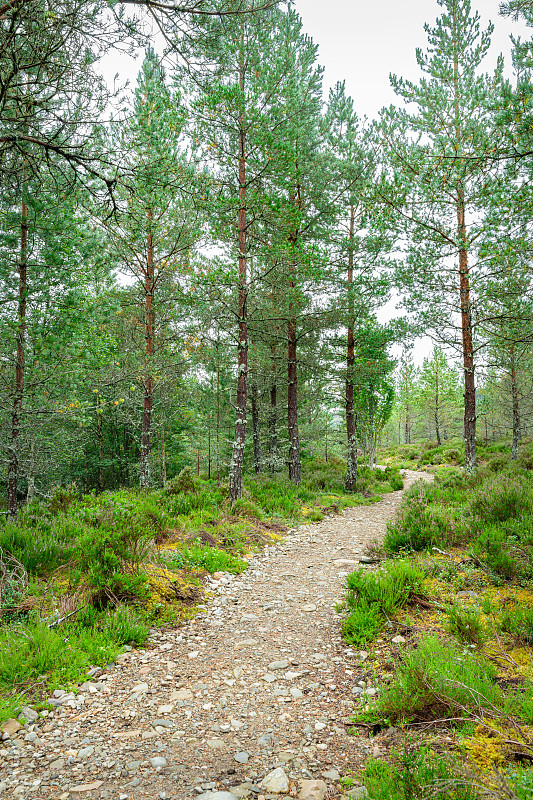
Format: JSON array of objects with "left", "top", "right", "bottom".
[
  {"left": 462, "top": 726, "right": 505, "bottom": 773},
  {"left": 144, "top": 564, "right": 202, "bottom": 613}
]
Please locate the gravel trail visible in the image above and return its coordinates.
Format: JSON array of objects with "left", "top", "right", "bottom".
[{"left": 0, "top": 470, "right": 430, "bottom": 800}]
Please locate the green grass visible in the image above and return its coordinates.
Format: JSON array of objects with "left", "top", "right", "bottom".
[
  {"left": 340, "top": 560, "right": 425, "bottom": 646},
  {"left": 166, "top": 544, "right": 247, "bottom": 574}
]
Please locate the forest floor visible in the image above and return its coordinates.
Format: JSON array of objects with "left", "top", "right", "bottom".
[{"left": 0, "top": 470, "right": 430, "bottom": 800}]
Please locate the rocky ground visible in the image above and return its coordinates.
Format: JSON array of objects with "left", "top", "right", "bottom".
[{"left": 0, "top": 471, "right": 430, "bottom": 800}]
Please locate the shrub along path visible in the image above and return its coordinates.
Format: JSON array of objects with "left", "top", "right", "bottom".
[{"left": 0, "top": 471, "right": 430, "bottom": 800}]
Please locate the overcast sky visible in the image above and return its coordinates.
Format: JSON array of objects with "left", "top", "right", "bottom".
[{"left": 295, "top": 0, "right": 529, "bottom": 119}]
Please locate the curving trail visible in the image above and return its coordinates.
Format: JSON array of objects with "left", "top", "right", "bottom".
[{"left": 0, "top": 471, "right": 431, "bottom": 800}]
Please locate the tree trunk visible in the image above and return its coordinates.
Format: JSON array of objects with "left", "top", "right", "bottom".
[
  {"left": 161, "top": 412, "right": 167, "bottom": 486},
  {"left": 510, "top": 347, "right": 520, "bottom": 461},
  {"left": 287, "top": 311, "right": 301, "bottom": 485},
  {"left": 140, "top": 212, "right": 155, "bottom": 488},
  {"left": 7, "top": 198, "right": 28, "bottom": 520},
  {"left": 96, "top": 393, "right": 104, "bottom": 493},
  {"left": 228, "top": 64, "right": 248, "bottom": 502},
  {"left": 26, "top": 438, "right": 35, "bottom": 506},
  {"left": 435, "top": 364, "right": 441, "bottom": 446},
  {"left": 268, "top": 347, "right": 278, "bottom": 474},
  {"left": 457, "top": 187, "right": 476, "bottom": 474},
  {"left": 345, "top": 203, "right": 358, "bottom": 491},
  {"left": 251, "top": 382, "right": 261, "bottom": 474}
]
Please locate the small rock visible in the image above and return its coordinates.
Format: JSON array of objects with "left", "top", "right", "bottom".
[
  {"left": 234, "top": 639, "right": 259, "bottom": 650},
  {"left": 260, "top": 767, "right": 289, "bottom": 794},
  {"left": 359, "top": 651, "right": 369, "bottom": 662},
  {"left": 314, "top": 722, "right": 326, "bottom": 731},
  {"left": 170, "top": 688, "right": 193, "bottom": 701},
  {"left": 19, "top": 707, "right": 39, "bottom": 723},
  {"left": 197, "top": 794, "right": 242, "bottom": 800},
  {"left": 206, "top": 739, "right": 225, "bottom": 750},
  {"left": 69, "top": 782, "right": 104, "bottom": 794},
  {"left": 0, "top": 719, "right": 21, "bottom": 737},
  {"left": 302, "top": 604, "right": 316, "bottom": 612},
  {"left": 290, "top": 688, "right": 303, "bottom": 699},
  {"left": 366, "top": 688, "right": 378, "bottom": 697},
  {"left": 321, "top": 770, "right": 340, "bottom": 781},
  {"left": 268, "top": 660, "right": 289, "bottom": 671},
  {"left": 359, "top": 556, "right": 379, "bottom": 564},
  {"left": 298, "top": 780, "right": 327, "bottom": 800},
  {"left": 157, "top": 704, "right": 174, "bottom": 714},
  {"left": 391, "top": 635, "right": 406, "bottom": 644},
  {"left": 234, "top": 751, "right": 249, "bottom": 764},
  {"left": 150, "top": 756, "right": 168, "bottom": 768},
  {"left": 130, "top": 683, "right": 148, "bottom": 694},
  {"left": 78, "top": 746, "right": 94, "bottom": 759}
]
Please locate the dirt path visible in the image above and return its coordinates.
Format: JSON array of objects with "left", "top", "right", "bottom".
[{"left": 0, "top": 471, "right": 431, "bottom": 800}]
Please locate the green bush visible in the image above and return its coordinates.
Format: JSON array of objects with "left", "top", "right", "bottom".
[
  {"left": 346, "top": 559, "right": 425, "bottom": 618},
  {"left": 364, "top": 745, "right": 478, "bottom": 800},
  {"left": 371, "top": 636, "right": 500, "bottom": 723},
  {"left": 469, "top": 472, "right": 533, "bottom": 526},
  {"left": 500, "top": 604, "right": 533, "bottom": 645},
  {"left": 167, "top": 544, "right": 247, "bottom": 574},
  {"left": 444, "top": 604, "right": 486, "bottom": 647},
  {"left": 341, "top": 600, "right": 382, "bottom": 647}
]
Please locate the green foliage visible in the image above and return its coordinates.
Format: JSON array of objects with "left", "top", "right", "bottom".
[
  {"left": 500, "top": 604, "right": 533, "bottom": 645},
  {"left": 364, "top": 745, "right": 478, "bottom": 800},
  {"left": 384, "top": 481, "right": 455, "bottom": 553},
  {"left": 0, "top": 608, "right": 149, "bottom": 715},
  {"left": 341, "top": 560, "right": 424, "bottom": 646},
  {"left": 341, "top": 600, "right": 382, "bottom": 647},
  {"left": 167, "top": 544, "right": 247, "bottom": 574},
  {"left": 346, "top": 560, "right": 425, "bottom": 617},
  {"left": 468, "top": 472, "right": 533, "bottom": 526},
  {"left": 444, "top": 604, "right": 486, "bottom": 647},
  {"left": 371, "top": 636, "right": 499, "bottom": 723}
]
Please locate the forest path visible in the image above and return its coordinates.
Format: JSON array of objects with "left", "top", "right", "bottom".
[{"left": 2, "top": 470, "right": 431, "bottom": 800}]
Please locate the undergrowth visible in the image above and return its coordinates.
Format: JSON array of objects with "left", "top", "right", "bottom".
[{"left": 341, "top": 444, "right": 533, "bottom": 800}]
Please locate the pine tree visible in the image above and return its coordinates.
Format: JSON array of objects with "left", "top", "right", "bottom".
[
  {"left": 108, "top": 48, "right": 198, "bottom": 488},
  {"left": 381, "top": 0, "right": 505, "bottom": 474}
]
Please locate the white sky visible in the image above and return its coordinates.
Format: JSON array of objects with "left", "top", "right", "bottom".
[{"left": 295, "top": 0, "right": 529, "bottom": 120}]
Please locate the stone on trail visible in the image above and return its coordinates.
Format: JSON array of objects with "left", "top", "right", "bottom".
[
  {"left": 150, "top": 756, "right": 168, "bottom": 768},
  {"left": 69, "top": 782, "right": 104, "bottom": 794},
  {"left": 268, "top": 660, "right": 290, "bottom": 670},
  {"left": 302, "top": 604, "right": 316, "bottom": 612},
  {"left": 0, "top": 718, "right": 21, "bottom": 737},
  {"left": 19, "top": 706, "right": 39, "bottom": 722},
  {"left": 206, "top": 739, "right": 225, "bottom": 750},
  {"left": 234, "top": 751, "right": 249, "bottom": 763},
  {"left": 298, "top": 780, "right": 327, "bottom": 800},
  {"left": 260, "top": 767, "right": 289, "bottom": 793},
  {"left": 321, "top": 769, "right": 340, "bottom": 781},
  {"left": 391, "top": 635, "right": 406, "bottom": 644},
  {"left": 196, "top": 794, "right": 242, "bottom": 800}
]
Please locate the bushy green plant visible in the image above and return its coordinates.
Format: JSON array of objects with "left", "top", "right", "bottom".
[
  {"left": 346, "top": 560, "right": 425, "bottom": 617},
  {"left": 444, "top": 604, "right": 486, "bottom": 647},
  {"left": 364, "top": 745, "right": 477, "bottom": 800},
  {"left": 0, "top": 518, "right": 77, "bottom": 575},
  {"left": 372, "top": 636, "right": 500, "bottom": 722},
  {"left": 168, "top": 544, "right": 247, "bottom": 574},
  {"left": 500, "top": 604, "right": 533, "bottom": 645},
  {"left": 469, "top": 472, "right": 533, "bottom": 526},
  {"left": 341, "top": 600, "right": 382, "bottom": 646}
]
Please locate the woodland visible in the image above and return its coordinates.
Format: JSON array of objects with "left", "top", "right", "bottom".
[{"left": 3, "top": 0, "right": 533, "bottom": 798}]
